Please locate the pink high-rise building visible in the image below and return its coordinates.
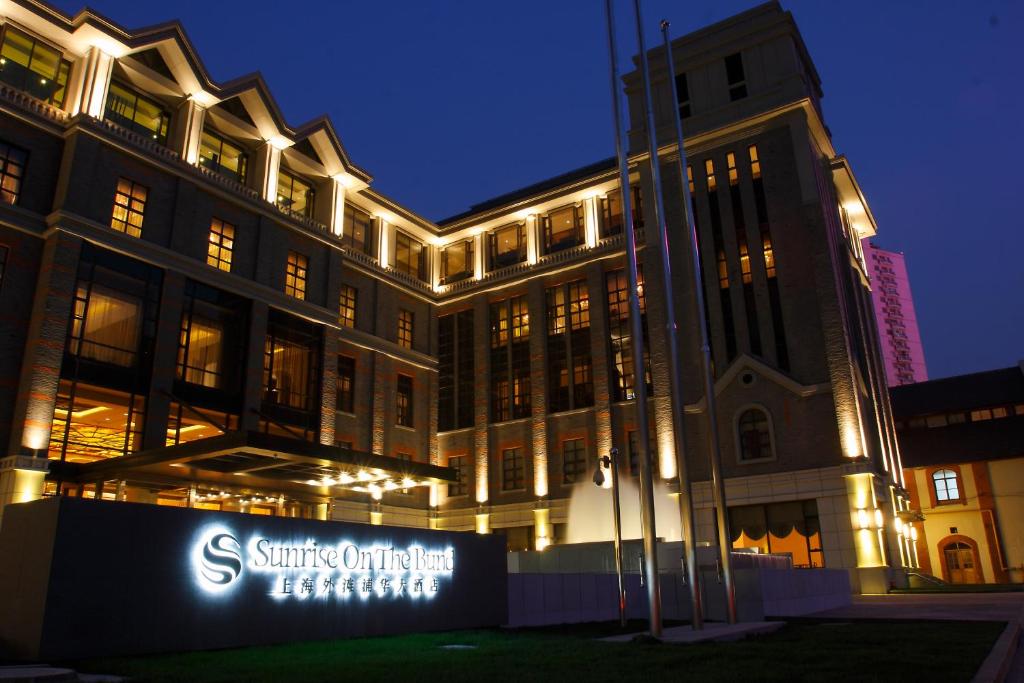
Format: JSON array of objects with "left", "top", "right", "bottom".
[{"left": 864, "top": 242, "right": 928, "bottom": 385}]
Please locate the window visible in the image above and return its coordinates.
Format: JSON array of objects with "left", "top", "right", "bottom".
[
  {"left": 284, "top": 251, "right": 307, "bottom": 300},
  {"left": 726, "top": 151, "right": 761, "bottom": 356},
  {"left": 109, "top": 178, "right": 147, "bottom": 238},
  {"left": 338, "top": 284, "right": 357, "bottom": 328},
  {"left": 737, "top": 408, "right": 773, "bottom": 461},
  {"left": 0, "top": 140, "right": 27, "bottom": 205},
  {"left": 489, "top": 223, "right": 527, "bottom": 269},
  {"left": 105, "top": 81, "right": 170, "bottom": 144},
  {"left": 69, "top": 284, "right": 142, "bottom": 367},
  {"left": 177, "top": 311, "right": 224, "bottom": 389},
  {"left": 166, "top": 402, "right": 234, "bottom": 446},
  {"left": 502, "top": 447, "right": 525, "bottom": 491},
  {"left": 199, "top": 130, "right": 248, "bottom": 184},
  {"left": 606, "top": 269, "right": 652, "bottom": 401},
  {"left": 970, "top": 409, "right": 992, "bottom": 422},
  {"left": 447, "top": 455, "right": 467, "bottom": 497},
  {"left": 397, "top": 309, "right": 414, "bottom": 349},
  {"left": 490, "top": 296, "right": 530, "bottom": 421},
  {"left": 543, "top": 205, "right": 583, "bottom": 253},
  {"left": 48, "top": 379, "right": 144, "bottom": 463},
  {"left": 933, "top": 469, "right": 961, "bottom": 503},
  {"left": 342, "top": 204, "right": 373, "bottom": 255},
  {"left": 441, "top": 239, "right": 474, "bottom": 284},
  {"left": 393, "top": 231, "right": 426, "bottom": 281},
  {"left": 438, "top": 310, "right": 475, "bottom": 431},
  {"left": 729, "top": 500, "right": 824, "bottom": 568},
  {"left": 337, "top": 356, "right": 355, "bottom": 413},
  {"left": 276, "top": 169, "right": 315, "bottom": 218},
  {"left": 562, "top": 438, "right": 586, "bottom": 484},
  {"left": 725, "top": 52, "right": 747, "bottom": 100},
  {"left": 0, "top": 26, "right": 70, "bottom": 105},
  {"left": 207, "top": 218, "right": 234, "bottom": 271},
  {"left": 600, "top": 185, "right": 643, "bottom": 237},
  {"left": 396, "top": 374, "right": 414, "bottom": 427},
  {"left": 675, "top": 72, "right": 691, "bottom": 118},
  {"left": 626, "top": 429, "right": 658, "bottom": 477},
  {"left": 547, "top": 280, "right": 593, "bottom": 412}
]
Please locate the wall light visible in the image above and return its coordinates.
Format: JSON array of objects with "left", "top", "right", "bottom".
[
  {"left": 857, "top": 508, "right": 869, "bottom": 530},
  {"left": 874, "top": 508, "right": 884, "bottom": 530}
]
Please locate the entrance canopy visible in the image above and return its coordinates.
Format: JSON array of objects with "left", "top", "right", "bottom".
[{"left": 48, "top": 430, "right": 455, "bottom": 501}]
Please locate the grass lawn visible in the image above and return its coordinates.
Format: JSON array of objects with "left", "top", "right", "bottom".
[{"left": 75, "top": 618, "right": 1005, "bottom": 683}]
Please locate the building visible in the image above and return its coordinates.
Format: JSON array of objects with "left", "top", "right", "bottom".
[
  {"left": 0, "top": 0, "right": 910, "bottom": 593},
  {"left": 893, "top": 364, "right": 1024, "bottom": 584},
  {"left": 863, "top": 242, "right": 927, "bottom": 386}
]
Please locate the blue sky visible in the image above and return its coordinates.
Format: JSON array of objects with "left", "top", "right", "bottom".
[{"left": 49, "top": 0, "right": 1024, "bottom": 380}]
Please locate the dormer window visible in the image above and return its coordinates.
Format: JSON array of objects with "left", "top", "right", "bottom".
[
  {"left": 342, "top": 204, "right": 373, "bottom": 256},
  {"left": 543, "top": 205, "right": 583, "bottom": 254},
  {"left": 199, "top": 130, "right": 248, "bottom": 184},
  {"left": 0, "top": 26, "right": 70, "bottom": 107},
  {"left": 393, "top": 231, "right": 426, "bottom": 282},
  {"left": 488, "top": 223, "right": 526, "bottom": 270},
  {"left": 105, "top": 81, "right": 170, "bottom": 144},
  {"left": 276, "top": 169, "right": 315, "bottom": 218},
  {"left": 441, "top": 239, "right": 474, "bottom": 285}
]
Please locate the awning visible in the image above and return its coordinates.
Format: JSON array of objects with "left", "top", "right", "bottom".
[{"left": 48, "top": 430, "right": 455, "bottom": 500}]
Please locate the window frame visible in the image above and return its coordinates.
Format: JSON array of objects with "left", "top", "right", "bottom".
[
  {"left": 734, "top": 405, "right": 776, "bottom": 463},
  {"left": 284, "top": 250, "right": 308, "bottom": 300},
  {"left": 198, "top": 129, "right": 249, "bottom": 184},
  {"left": 393, "top": 230, "right": 427, "bottom": 281},
  {"left": 342, "top": 204, "right": 374, "bottom": 255},
  {"left": 0, "top": 139, "right": 28, "bottom": 206},
  {"left": 336, "top": 355, "right": 355, "bottom": 413},
  {"left": 446, "top": 454, "right": 468, "bottom": 498},
  {"left": 542, "top": 203, "right": 584, "bottom": 254},
  {"left": 488, "top": 223, "right": 527, "bottom": 270},
  {"left": 338, "top": 284, "right": 357, "bottom": 328},
  {"left": 397, "top": 309, "right": 414, "bottom": 349},
  {"left": 931, "top": 468, "right": 963, "bottom": 505},
  {"left": 441, "top": 239, "right": 474, "bottom": 285},
  {"left": 561, "top": 438, "right": 587, "bottom": 485},
  {"left": 206, "top": 218, "right": 235, "bottom": 272},
  {"left": 724, "top": 52, "right": 747, "bottom": 101},
  {"left": 276, "top": 167, "right": 315, "bottom": 218},
  {"left": 104, "top": 80, "right": 171, "bottom": 144},
  {"left": 396, "top": 373, "right": 414, "bottom": 427},
  {"left": 501, "top": 446, "right": 526, "bottom": 492},
  {"left": 0, "top": 25, "right": 70, "bottom": 106}
]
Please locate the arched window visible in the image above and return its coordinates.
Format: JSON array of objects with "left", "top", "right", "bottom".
[
  {"left": 737, "top": 408, "right": 773, "bottom": 461},
  {"left": 932, "top": 469, "right": 961, "bottom": 503}
]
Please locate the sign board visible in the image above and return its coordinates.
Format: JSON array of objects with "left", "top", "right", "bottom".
[{"left": 0, "top": 498, "right": 507, "bottom": 659}]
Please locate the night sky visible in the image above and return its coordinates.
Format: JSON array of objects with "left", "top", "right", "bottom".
[{"left": 48, "top": 0, "right": 1023, "bottom": 381}]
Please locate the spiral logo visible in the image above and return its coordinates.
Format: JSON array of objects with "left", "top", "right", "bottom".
[{"left": 195, "top": 530, "right": 242, "bottom": 592}]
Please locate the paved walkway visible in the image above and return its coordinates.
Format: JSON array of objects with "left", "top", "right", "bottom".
[
  {"left": 602, "top": 621, "right": 784, "bottom": 644},
  {"left": 813, "top": 592, "right": 1024, "bottom": 622}
]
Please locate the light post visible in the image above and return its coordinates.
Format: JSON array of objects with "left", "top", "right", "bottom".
[{"left": 594, "top": 448, "right": 626, "bottom": 628}]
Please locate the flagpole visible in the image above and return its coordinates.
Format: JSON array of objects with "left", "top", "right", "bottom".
[
  {"left": 659, "top": 19, "right": 737, "bottom": 625},
  {"left": 631, "top": 0, "right": 703, "bottom": 631},
  {"left": 603, "top": 0, "right": 662, "bottom": 638}
]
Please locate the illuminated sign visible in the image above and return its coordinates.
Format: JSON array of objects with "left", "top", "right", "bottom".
[{"left": 192, "top": 525, "right": 455, "bottom": 602}]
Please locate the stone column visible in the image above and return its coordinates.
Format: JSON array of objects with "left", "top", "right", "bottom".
[
  {"left": 329, "top": 178, "right": 347, "bottom": 237},
  {"left": 319, "top": 333, "right": 338, "bottom": 445},
  {"left": 71, "top": 46, "right": 114, "bottom": 119},
  {"left": 527, "top": 279, "right": 548, "bottom": 499},
  {"left": 370, "top": 352, "right": 389, "bottom": 456},
  {"left": 472, "top": 297, "right": 491, "bottom": 531},
  {"left": 583, "top": 196, "right": 600, "bottom": 248},
  {"left": 252, "top": 143, "right": 283, "bottom": 202}
]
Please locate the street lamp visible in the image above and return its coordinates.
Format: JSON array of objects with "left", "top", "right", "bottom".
[{"left": 594, "top": 448, "right": 626, "bottom": 628}]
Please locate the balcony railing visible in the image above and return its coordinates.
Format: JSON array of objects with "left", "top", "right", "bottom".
[{"left": 0, "top": 82, "right": 69, "bottom": 125}]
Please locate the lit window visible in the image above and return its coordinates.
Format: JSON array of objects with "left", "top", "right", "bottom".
[
  {"left": 725, "top": 52, "right": 747, "bottom": 100},
  {"left": 396, "top": 374, "right": 414, "bottom": 427},
  {"left": 932, "top": 469, "right": 961, "bottom": 503},
  {"left": 48, "top": 379, "right": 144, "bottom": 463},
  {"left": 600, "top": 185, "right": 643, "bottom": 237},
  {"left": 739, "top": 241, "right": 752, "bottom": 284},
  {"left": 562, "top": 438, "right": 586, "bottom": 484},
  {"left": 199, "top": 130, "right": 248, "bottom": 184},
  {"left": 0, "top": 140, "right": 27, "bottom": 205},
  {"left": 501, "top": 447, "right": 525, "bottom": 491},
  {"left": 970, "top": 409, "right": 992, "bottom": 422},
  {"left": 0, "top": 26, "right": 70, "bottom": 106},
  {"left": 394, "top": 231, "right": 426, "bottom": 281},
  {"left": 726, "top": 152, "right": 739, "bottom": 186},
  {"left": 276, "top": 169, "right": 315, "bottom": 218},
  {"left": 737, "top": 408, "right": 772, "bottom": 461},
  {"left": 337, "top": 356, "right": 355, "bottom": 413},
  {"left": 547, "top": 280, "right": 592, "bottom": 413},
  {"left": 177, "top": 313, "right": 224, "bottom": 389},
  {"left": 687, "top": 165, "right": 695, "bottom": 194},
  {"left": 206, "top": 218, "right": 234, "bottom": 271},
  {"left": 543, "top": 204, "right": 583, "bottom": 253},
  {"left": 606, "top": 268, "right": 651, "bottom": 401},
  {"left": 488, "top": 223, "right": 527, "bottom": 269},
  {"left": 338, "top": 285, "right": 357, "bottom": 328},
  {"left": 68, "top": 284, "right": 142, "bottom": 367},
  {"left": 262, "top": 324, "right": 316, "bottom": 411},
  {"left": 705, "top": 158, "right": 717, "bottom": 193},
  {"left": 447, "top": 455, "right": 467, "bottom": 497},
  {"left": 284, "top": 251, "right": 307, "bottom": 300},
  {"left": 511, "top": 296, "right": 530, "bottom": 339},
  {"left": 342, "top": 205, "right": 373, "bottom": 255},
  {"left": 490, "top": 296, "right": 531, "bottom": 421},
  {"left": 762, "top": 234, "right": 776, "bottom": 278},
  {"left": 105, "top": 81, "right": 170, "bottom": 144},
  {"left": 397, "top": 309, "right": 414, "bottom": 349},
  {"left": 110, "top": 178, "right": 146, "bottom": 238},
  {"left": 441, "top": 239, "right": 474, "bottom": 284}
]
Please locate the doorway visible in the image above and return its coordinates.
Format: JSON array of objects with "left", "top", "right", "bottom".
[{"left": 943, "top": 542, "right": 980, "bottom": 584}]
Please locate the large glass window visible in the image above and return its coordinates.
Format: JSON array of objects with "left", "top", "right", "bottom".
[
  {"left": 105, "top": 81, "right": 170, "bottom": 144},
  {"left": 606, "top": 268, "right": 652, "bottom": 401},
  {"left": 502, "top": 447, "right": 525, "bottom": 491},
  {"left": 284, "top": 251, "right": 308, "bottom": 300},
  {"left": 0, "top": 140, "right": 28, "bottom": 205},
  {"left": 488, "top": 223, "right": 526, "bottom": 270},
  {"left": 48, "top": 379, "right": 144, "bottom": 463},
  {"left": 737, "top": 408, "right": 772, "bottom": 461},
  {"left": 207, "top": 218, "right": 234, "bottom": 272},
  {"left": 438, "top": 309, "right": 475, "bottom": 432},
  {"left": 933, "top": 469, "right": 961, "bottom": 503},
  {"left": 175, "top": 280, "right": 245, "bottom": 401},
  {"left": 729, "top": 500, "right": 823, "bottom": 568},
  {"left": 394, "top": 231, "right": 426, "bottom": 281},
  {"left": 199, "top": 130, "right": 248, "bottom": 184},
  {"left": 490, "top": 296, "right": 530, "bottom": 422},
  {"left": 69, "top": 283, "right": 142, "bottom": 368},
  {"left": 543, "top": 205, "right": 583, "bottom": 253},
  {"left": 0, "top": 26, "right": 69, "bottom": 105},
  {"left": 441, "top": 239, "right": 474, "bottom": 284},
  {"left": 263, "top": 327, "right": 317, "bottom": 411},
  {"left": 166, "top": 402, "right": 235, "bottom": 446},
  {"left": 396, "top": 374, "right": 414, "bottom": 427},
  {"left": 562, "top": 438, "right": 586, "bottom": 484},
  {"left": 110, "top": 178, "right": 146, "bottom": 238},
  {"left": 342, "top": 205, "right": 373, "bottom": 255},
  {"left": 338, "top": 284, "right": 357, "bottom": 328},
  {"left": 337, "top": 355, "right": 355, "bottom": 413},
  {"left": 600, "top": 185, "right": 643, "bottom": 237},
  {"left": 177, "top": 314, "right": 223, "bottom": 389},
  {"left": 397, "top": 309, "right": 414, "bottom": 349},
  {"left": 447, "top": 455, "right": 467, "bottom": 497},
  {"left": 547, "top": 280, "right": 592, "bottom": 413},
  {"left": 276, "top": 169, "right": 315, "bottom": 218}
]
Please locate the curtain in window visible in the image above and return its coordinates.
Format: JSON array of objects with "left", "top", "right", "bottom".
[{"left": 79, "top": 285, "right": 141, "bottom": 366}]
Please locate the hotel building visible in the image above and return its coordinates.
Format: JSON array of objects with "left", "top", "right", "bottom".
[
  {"left": 863, "top": 242, "right": 927, "bottom": 386},
  {"left": 0, "top": 0, "right": 912, "bottom": 592}
]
